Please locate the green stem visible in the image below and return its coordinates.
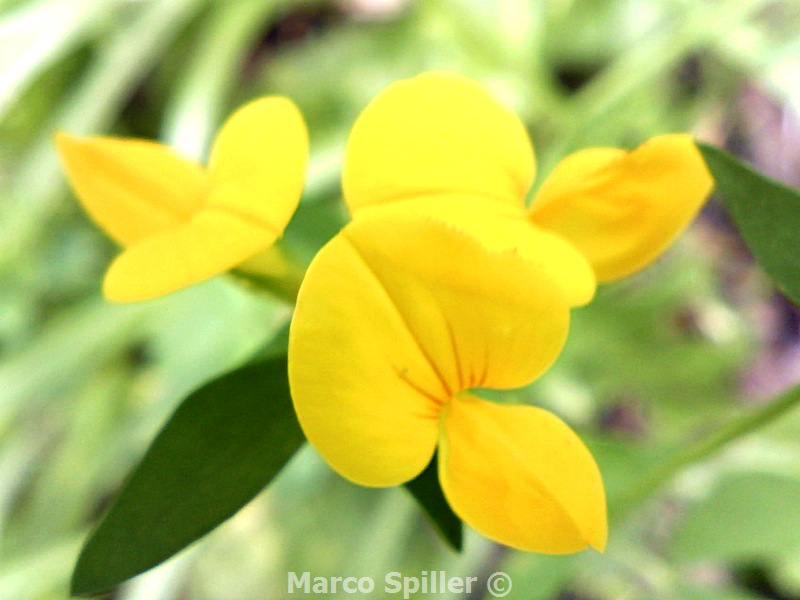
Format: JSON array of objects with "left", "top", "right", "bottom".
[
  {"left": 229, "top": 242, "right": 306, "bottom": 305},
  {"left": 610, "top": 384, "right": 800, "bottom": 523},
  {"left": 533, "top": 0, "right": 771, "bottom": 183}
]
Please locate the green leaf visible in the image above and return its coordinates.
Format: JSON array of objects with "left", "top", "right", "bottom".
[
  {"left": 670, "top": 471, "right": 800, "bottom": 563},
  {"left": 698, "top": 143, "right": 800, "bottom": 304},
  {"left": 71, "top": 356, "right": 304, "bottom": 597},
  {"left": 675, "top": 582, "right": 765, "bottom": 600},
  {"left": 404, "top": 454, "right": 463, "bottom": 552}
]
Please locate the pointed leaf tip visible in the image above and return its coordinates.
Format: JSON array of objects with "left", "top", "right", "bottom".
[
  {"left": 404, "top": 454, "right": 463, "bottom": 552},
  {"left": 70, "top": 356, "right": 304, "bottom": 596},
  {"left": 698, "top": 142, "right": 800, "bottom": 305}
]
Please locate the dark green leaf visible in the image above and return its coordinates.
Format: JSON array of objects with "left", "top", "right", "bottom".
[
  {"left": 670, "top": 471, "right": 800, "bottom": 562},
  {"left": 71, "top": 356, "right": 304, "bottom": 596},
  {"left": 698, "top": 143, "right": 800, "bottom": 304},
  {"left": 404, "top": 454, "right": 463, "bottom": 551}
]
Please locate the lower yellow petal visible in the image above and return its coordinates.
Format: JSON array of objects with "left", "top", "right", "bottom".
[
  {"left": 439, "top": 393, "right": 607, "bottom": 553},
  {"left": 55, "top": 133, "right": 206, "bottom": 246},
  {"left": 529, "top": 134, "right": 713, "bottom": 282},
  {"left": 103, "top": 209, "right": 278, "bottom": 302}
]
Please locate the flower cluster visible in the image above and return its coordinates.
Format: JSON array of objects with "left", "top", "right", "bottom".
[{"left": 56, "top": 73, "right": 712, "bottom": 553}]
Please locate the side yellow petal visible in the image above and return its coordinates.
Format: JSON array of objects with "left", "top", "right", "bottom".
[
  {"left": 529, "top": 134, "right": 713, "bottom": 282},
  {"left": 103, "top": 208, "right": 282, "bottom": 302},
  {"left": 355, "top": 195, "right": 596, "bottom": 306},
  {"left": 55, "top": 133, "right": 206, "bottom": 246},
  {"left": 207, "top": 96, "right": 308, "bottom": 237},
  {"left": 288, "top": 230, "right": 444, "bottom": 488},
  {"left": 439, "top": 394, "right": 607, "bottom": 553},
  {"left": 342, "top": 72, "right": 535, "bottom": 213}
]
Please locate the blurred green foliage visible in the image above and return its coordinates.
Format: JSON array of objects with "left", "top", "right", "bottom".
[{"left": 2, "top": 0, "right": 800, "bottom": 598}]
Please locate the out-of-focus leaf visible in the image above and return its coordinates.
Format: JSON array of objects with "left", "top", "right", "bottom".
[
  {"left": 404, "top": 454, "right": 462, "bottom": 552},
  {"left": 776, "top": 551, "right": 800, "bottom": 598},
  {"left": 496, "top": 552, "right": 577, "bottom": 600},
  {"left": 163, "top": 0, "right": 283, "bottom": 159},
  {"left": 0, "top": 299, "right": 151, "bottom": 434},
  {"left": 1, "top": 0, "right": 202, "bottom": 264},
  {"left": 676, "top": 583, "right": 765, "bottom": 600},
  {"left": 698, "top": 143, "right": 800, "bottom": 305},
  {"left": 0, "top": 534, "right": 82, "bottom": 600},
  {"left": 71, "top": 356, "right": 305, "bottom": 596},
  {"left": 670, "top": 471, "right": 800, "bottom": 562},
  {"left": 0, "top": 0, "right": 115, "bottom": 119}
]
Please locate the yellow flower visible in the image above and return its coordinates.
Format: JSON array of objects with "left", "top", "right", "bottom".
[
  {"left": 288, "top": 72, "right": 713, "bottom": 553},
  {"left": 56, "top": 97, "right": 308, "bottom": 302},
  {"left": 290, "top": 214, "right": 604, "bottom": 553}
]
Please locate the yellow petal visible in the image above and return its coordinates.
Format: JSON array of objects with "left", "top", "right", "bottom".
[
  {"left": 343, "top": 72, "right": 535, "bottom": 213},
  {"left": 529, "top": 134, "right": 713, "bottom": 282},
  {"left": 55, "top": 133, "right": 206, "bottom": 246},
  {"left": 288, "top": 230, "right": 443, "bottom": 488},
  {"left": 344, "top": 213, "right": 572, "bottom": 394},
  {"left": 355, "top": 195, "right": 596, "bottom": 306},
  {"left": 439, "top": 393, "right": 607, "bottom": 553},
  {"left": 103, "top": 208, "right": 282, "bottom": 302},
  {"left": 289, "top": 214, "right": 570, "bottom": 486},
  {"left": 207, "top": 96, "right": 308, "bottom": 236}
]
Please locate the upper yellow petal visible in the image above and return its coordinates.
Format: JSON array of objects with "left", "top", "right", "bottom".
[
  {"left": 288, "top": 213, "right": 570, "bottom": 486},
  {"left": 529, "top": 134, "right": 713, "bottom": 282},
  {"left": 207, "top": 96, "right": 308, "bottom": 236},
  {"left": 55, "top": 133, "right": 206, "bottom": 246},
  {"left": 439, "top": 393, "right": 607, "bottom": 553},
  {"left": 343, "top": 72, "right": 535, "bottom": 214}
]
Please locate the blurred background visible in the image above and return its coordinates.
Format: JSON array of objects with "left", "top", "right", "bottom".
[{"left": 2, "top": 0, "right": 800, "bottom": 598}]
